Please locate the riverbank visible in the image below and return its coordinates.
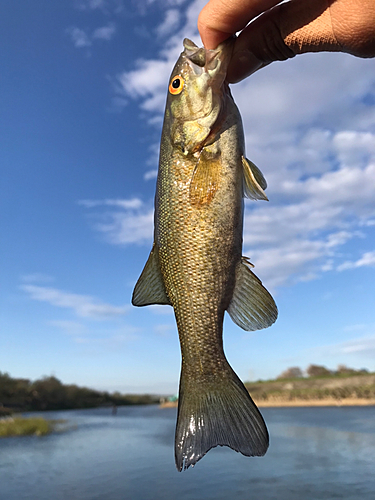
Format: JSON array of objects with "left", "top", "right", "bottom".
[
  {"left": 255, "top": 397, "right": 375, "bottom": 407},
  {"left": 159, "top": 372, "right": 375, "bottom": 408},
  {"left": 245, "top": 372, "right": 375, "bottom": 406},
  {"left": 0, "top": 371, "right": 160, "bottom": 414},
  {"left": 160, "top": 398, "right": 375, "bottom": 409}
]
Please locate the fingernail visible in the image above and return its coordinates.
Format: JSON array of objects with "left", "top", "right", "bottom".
[{"left": 227, "top": 50, "right": 263, "bottom": 83}]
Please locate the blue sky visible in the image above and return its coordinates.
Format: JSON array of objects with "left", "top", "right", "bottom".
[{"left": 1, "top": 0, "right": 375, "bottom": 394}]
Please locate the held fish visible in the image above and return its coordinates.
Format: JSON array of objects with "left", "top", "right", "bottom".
[{"left": 132, "top": 38, "right": 277, "bottom": 471}]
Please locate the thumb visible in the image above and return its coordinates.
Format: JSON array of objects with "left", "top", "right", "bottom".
[{"left": 227, "top": 0, "right": 375, "bottom": 83}]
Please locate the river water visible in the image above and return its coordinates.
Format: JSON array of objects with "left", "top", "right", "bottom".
[{"left": 0, "top": 405, "right": 374, "bottom": 499}]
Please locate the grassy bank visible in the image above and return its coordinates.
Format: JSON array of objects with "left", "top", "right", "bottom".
[
  {"left": 245, "top": 372, "right": 375, "bottom": 406},
  {"left": 160, "top": 372, "right": 375, "bottom": 408},
  {"left": 0, "top": 416, "right": 62, "bottom": 438}
]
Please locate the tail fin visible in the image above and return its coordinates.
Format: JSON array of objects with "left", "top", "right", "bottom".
[{"left": 175, "top": 365, "right": 269, "bottom": 471}]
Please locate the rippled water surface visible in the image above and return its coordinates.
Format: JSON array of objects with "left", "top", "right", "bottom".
[{"left": 1, "top": 405, "right": 375, "bottom": 499}]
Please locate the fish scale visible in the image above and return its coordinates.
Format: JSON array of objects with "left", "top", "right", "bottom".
[{"left": 132, "top": 38, "right": 277, "bottom": 470}]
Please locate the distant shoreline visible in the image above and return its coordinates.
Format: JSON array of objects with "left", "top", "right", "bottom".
[
  {"left": 160, "top": 398, "right": 375, "bottom": 409},
  {"left": 255, "top": 398, "right": 375, "bottom": 407}
]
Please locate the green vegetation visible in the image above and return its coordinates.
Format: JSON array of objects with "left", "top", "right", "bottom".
[
  {"left": 245, "top": 364, "right": 375, "bottom": 403},
  {"left": 0, "top": 417, "right": 60, "bottom": 438},
  {"left": 276, "top": 364, "right": 371, "bottom": 380},
  {"left": 0, "top": 371, "right": 159, "bottom": 413}
]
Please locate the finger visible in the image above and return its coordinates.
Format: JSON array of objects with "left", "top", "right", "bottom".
[
  {"left": 226, "top": 6, "right": 293, "bottom": 82},
  {"left": 328, "top": 0, "right": 375, "bottom": 58},
  {"left": 227, "top": 0, "right": 340, "bottom": 83},
  {"left": 228, "top": 0, "right": 375, "bottom": 83},
  {"left": 198, "top": 0, "right": 282, "bottom": 50}
]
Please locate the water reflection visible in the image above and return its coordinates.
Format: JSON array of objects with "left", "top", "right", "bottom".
[{"left": 0, "top": 406, "right": 374, "bottom": 500}]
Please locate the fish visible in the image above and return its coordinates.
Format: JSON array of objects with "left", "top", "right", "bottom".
[{"left": 132, "top": 37, "right": 278, "bottom": 471}]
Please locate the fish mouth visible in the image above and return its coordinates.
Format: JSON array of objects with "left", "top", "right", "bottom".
[{"left": 182, "top": 38, "right": 234, "bottom": 79}]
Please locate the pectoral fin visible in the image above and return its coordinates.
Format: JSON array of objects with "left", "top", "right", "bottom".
[
  {"left": 182, "top": 122, "right": 211, "bottom": 154},
  {"left": 242, "top": 157, "right": 268, "bottom": 201},
  {"left": 227, "top": 257, "right": 277, "bottom": 331},
  {"left": 132, "top": 243, "right": 171, "bottom": 306},
  {"left": 189, "top": 152, "right": 221, "bottom": 206}
]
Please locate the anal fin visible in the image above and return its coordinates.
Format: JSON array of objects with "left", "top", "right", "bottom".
[
  {"left": 132, "top": 243, "right": 171, "bottom": 306},
  {"left": 227, "top": 257, "right": 277, "bottom": 331}
]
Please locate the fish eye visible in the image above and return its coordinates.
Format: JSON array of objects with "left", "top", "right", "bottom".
[{"left": 169, "top": 76, "right": 184, "bottom": 95}]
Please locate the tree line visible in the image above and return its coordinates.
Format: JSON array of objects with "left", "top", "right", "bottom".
[
  {"left": 277, "top": 364, "right": 371, "bottom": 380},
  {"left": 0, "top": 371, "right": 158, "bottom": 412}
]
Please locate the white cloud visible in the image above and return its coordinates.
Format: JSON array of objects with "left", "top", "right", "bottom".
[
  {"left": 96, "top": 209, "right": 154, "bottom": 245},
  {"left": 155, "top": 9, "right": 181, "bottom": 38},
  {"left": 49, "top": 320, "right": 88, "bottom": 336},
  {"left": 144, "top": 169, "right": 158, "bottom": 181},
  {"left": 337, "top": 251, "right": 375, "bottom": 271},
  {"left": 343, "top": 324, "right": 368, "bottom": 333},
  {"left": 154, "top": 324, "right": 175, "bottom": 336},
  {"left": 67, "top": 27, "right": 92, "bottom": 48},
  {"left": 333, "top": 131, "right": 375, "bottom": 167},
  {"left": 48, "top": 320, "right": 140, "bottom": 352},
  {"left": 245, "top": 237, "right": 327, "bottom": 289},
  {"left": 331, "top": 334, "right": 375, "bottom": 357},
  {"left": 103, "top": 0, "right": 375, "bottom": 289},
  {"left": 78, "top": 198, "right": 143, "bottom": 209},
  {"left": 73, "top": 330, "right": 138, "bottom": 347},
  {"left": 80, "top": 143, "right": 375, "bottom": 288},
  {"left": 164, "top": 0, "right": 188, "bottom": 4},
  {"left": 234, "top": 53, "right": 375, "bottom": 140},
  {"left": 117, "top": 58, "right": 172, "bottom": 113},
  {"left": 114, "top": 0, "right": 206, "bottom": 114},
  {"left": 80, "top": 197, "right": 154, "bottom": 245},
  {"left": 243, "top": 157, "right": 375, "bottom": 286},
  {"left": 75, "top": 0, "right": 123, "bottom": 12},
  {"left": 20, "top": 273, "right": 54, "bottom": 283},
  {"left": 76, "top": 0, "right": 106, "bottom": 9},
  {"left": 362, "top": 219, "right": 375, "bottom": 227},
  {"left": 92, "top": 23, "right": 116, "bottom": 41},
  {"left": 21, "top": 284, "right": 129, "bottom": 318},
  {"left": 141, "top": 0, "right": 188, "bottom": 7},
  {"left": 67, "top": 23, "right": 116, "bottom": 49}
]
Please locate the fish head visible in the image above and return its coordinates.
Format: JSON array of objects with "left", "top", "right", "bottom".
[{"left": 166, "top": 37, "right": 234, "bottom": 154}]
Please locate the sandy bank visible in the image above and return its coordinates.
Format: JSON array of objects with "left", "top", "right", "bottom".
[
  {"left": 255, "top": 398, "right": 375, "bottom": 407},
  {"left": 159, "top": 401, "right": 178, "bottom": 408}
]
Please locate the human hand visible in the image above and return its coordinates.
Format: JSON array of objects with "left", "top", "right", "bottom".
[{"left": 198, "top": 0, "right": 375, "bottom": 83}]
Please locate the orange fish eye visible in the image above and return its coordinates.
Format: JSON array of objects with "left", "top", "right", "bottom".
[{"left": 169, "top": 76, "right": 184, "bottom": 95}]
